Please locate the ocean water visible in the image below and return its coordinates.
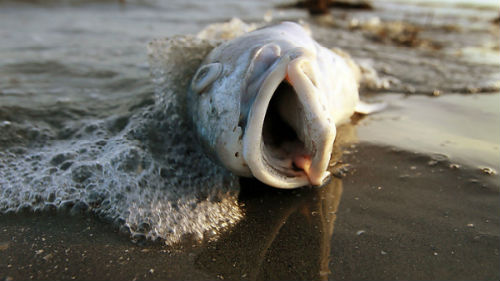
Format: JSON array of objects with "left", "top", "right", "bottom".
[
  {"left": 0, "top": 1, "right": 289, "bottom": 244},
  {"left": 0, "top": 0, "right": 499, "bottom": 248}
]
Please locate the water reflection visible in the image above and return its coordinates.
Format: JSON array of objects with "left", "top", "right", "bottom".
[
  {"left": 195, "top": 124, "right": 357, "bottom": 280},
  {"left": 195, "top": 177, "right": 342, "bottom": 280}
]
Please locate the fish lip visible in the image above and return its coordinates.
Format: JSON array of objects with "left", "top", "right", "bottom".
[{"left": 242, "top": 48, "right": 334, "bottom": 189}]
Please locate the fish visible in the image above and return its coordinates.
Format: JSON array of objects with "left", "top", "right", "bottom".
[{"left": 187, "top": 21, "right": 378, "bottom": 189}]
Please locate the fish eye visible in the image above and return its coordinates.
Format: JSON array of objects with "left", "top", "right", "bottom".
[{"left": 191, "top": 62, "right": 223, "bottom": 94}]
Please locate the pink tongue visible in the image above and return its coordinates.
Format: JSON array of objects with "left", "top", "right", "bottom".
[{"left": 293, "top": 154, "right": 313, "bottom": 182}]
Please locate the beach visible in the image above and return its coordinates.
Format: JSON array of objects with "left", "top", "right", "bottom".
[{"left": 0, "top": 0, "right": 499, "bottom": 280}]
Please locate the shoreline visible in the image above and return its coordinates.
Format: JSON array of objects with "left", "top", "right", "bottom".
[
  {"left": 0, "top": 0, "right": 499, "bottom": 280},
  {"left": 1, "top": 140, "right": 498, "bottom": 280}
]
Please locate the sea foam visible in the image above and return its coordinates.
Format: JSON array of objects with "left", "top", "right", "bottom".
[{"left": 0, "top": 19, "right": 254, "bottom": 245}]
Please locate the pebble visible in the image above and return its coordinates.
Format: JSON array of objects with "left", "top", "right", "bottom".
[
  {"left": 480, "top": 167, "right": 496, "bottom": 175},
  {"left": 427, "top": 160, "right": 438, "bottom": 166},
  {"left": 0, "top": 241, "right": 9, "bottom": 251},
  {"left": 43, "top": 253, "right": 54, "bottom": 261}
]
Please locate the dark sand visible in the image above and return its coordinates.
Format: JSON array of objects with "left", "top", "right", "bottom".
[
  {"left": 1, "top": 139, "right": 498, "bottom": 280},
  {"left": 1, "top": 112, "right": 499, "bottom": 280},
  {"left": 1, "top": 0, "right": 499, "bottom": 280}
]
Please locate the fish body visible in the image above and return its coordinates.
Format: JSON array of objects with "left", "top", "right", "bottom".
[{"left": 187, "top": 22, "right": 360, "bottom": 189}]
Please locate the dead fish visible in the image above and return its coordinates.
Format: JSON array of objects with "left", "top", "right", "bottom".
[{"left": 188, "top": 22, "right": 379, "bottom": 189}]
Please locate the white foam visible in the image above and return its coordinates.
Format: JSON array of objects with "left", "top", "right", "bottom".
[{"left": 0, "top": 21, "right": 257, "bottom": 245}]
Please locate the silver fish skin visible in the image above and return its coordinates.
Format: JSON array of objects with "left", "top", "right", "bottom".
[{"left": 187, "top": 21, "right": 360, "bottom": 189}]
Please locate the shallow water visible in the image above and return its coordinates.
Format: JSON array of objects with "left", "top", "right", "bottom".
[
  {"left": 358, "top": 93, "right": 500, "bottom": 169},
  {"left": 0, "top": 0, "right": 499, "bottom": 280}
]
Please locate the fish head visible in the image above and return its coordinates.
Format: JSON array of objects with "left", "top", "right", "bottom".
[{"left": 188, "top": 22, "right": 357, "bottom": 189}]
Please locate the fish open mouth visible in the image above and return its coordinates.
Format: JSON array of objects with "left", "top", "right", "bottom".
[
  {"left": 262, "top": 82, "right": 308, "bottom": 176},
  {"left": 242, "top": 48, "right": 336, "bottom": 189}
]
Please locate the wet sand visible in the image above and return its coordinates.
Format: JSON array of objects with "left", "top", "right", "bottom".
[
  {"left": 357, "top": 93, "right": 500, "bottom": 169},
  {"left": 1, "top": 0, "right": 500, "bottom": 280},
  {"left": 1, "top": 99, "right": 499, "bottom": 280},
  {"left": 1, "top": 139, "right": 498, "bottom": 280}
]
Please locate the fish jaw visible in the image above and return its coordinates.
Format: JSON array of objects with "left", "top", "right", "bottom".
[{"left": 242, "top": 48, "right": 336, "bottom": 189}]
